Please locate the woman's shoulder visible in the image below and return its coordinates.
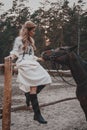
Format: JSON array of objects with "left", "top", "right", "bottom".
[
  {"left": 13, "top": 36, "right": 22, "bottom": 46},
  {"left": 15, "top": 36, "right": 22, "bottom": 41},
  {"left": 14, "top": 36, "right": 23, "bottom": 45}
]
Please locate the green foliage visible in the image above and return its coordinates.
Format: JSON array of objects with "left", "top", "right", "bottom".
[{"left": 31, "top": 0, "right": 87, "bottom": 59}]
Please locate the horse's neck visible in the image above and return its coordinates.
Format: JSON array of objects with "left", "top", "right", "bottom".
[
  {"left": 81, "top": 60, "right": 87, "bottom": 71},
  {"left": 68, "top": 52, "right": 87, "bottom": 85}
]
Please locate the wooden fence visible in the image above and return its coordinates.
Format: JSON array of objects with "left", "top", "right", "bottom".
[{"left": 0, "top": 57, "right": 72, "bottom": 130}]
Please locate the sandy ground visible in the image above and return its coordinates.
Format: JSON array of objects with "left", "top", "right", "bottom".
[{"left": 0, "top": 75, "right": 87, "bottom": 130}]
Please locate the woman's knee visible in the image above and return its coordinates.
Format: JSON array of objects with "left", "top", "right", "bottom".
[{"left": 30, "top": 86, "right": 37, "bottom": 94}]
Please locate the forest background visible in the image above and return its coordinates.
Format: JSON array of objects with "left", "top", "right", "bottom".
[{"left": 0, "top": 0, "right": 87, "bottom": 64}]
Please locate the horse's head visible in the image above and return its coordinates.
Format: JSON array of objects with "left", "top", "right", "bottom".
[
  {"left": 41, "top": 45, "right": 77, "bottom": 63},
  {"left": 41, "top": 49, "right": 55, "bottom": 61}
]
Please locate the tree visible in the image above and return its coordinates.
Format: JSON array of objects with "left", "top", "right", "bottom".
[
  {"left": 31, "top": 0, "right": 87, "bottom": 60},
  {"left": 0, "top": 0, "right": 30, "bottom": 63}
]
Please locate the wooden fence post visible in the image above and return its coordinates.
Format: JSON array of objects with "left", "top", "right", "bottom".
[{"left": 2, "top": 57, "right": 12, "bottom": 130}]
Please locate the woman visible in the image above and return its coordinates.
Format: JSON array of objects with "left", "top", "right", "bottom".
[{"left": 10, "top": 21, "right": 52, "bottom": 124}]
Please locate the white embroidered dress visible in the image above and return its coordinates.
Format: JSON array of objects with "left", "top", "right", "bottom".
[{"left": 10, "top": 36, "right": 52, "bottom": 92}]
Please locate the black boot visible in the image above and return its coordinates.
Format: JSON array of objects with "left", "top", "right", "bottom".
[
  {"left": 25, "top": 92, "right": 30, "bottom": 107},
  {"left": 24, "top": 85, "right": 45, "bottom": 107},
  {"left": 30, "top": 94, "right": 47, "bottom": 124},
  {"left": 37, "top": 85, "right": 45, "bottom": 94}
]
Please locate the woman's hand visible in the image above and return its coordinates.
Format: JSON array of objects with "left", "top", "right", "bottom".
[
  {"left": 5, "top": 55, "right": 17, "bottom": 61},
  {"left": 37, "top": 57, "right": 45, "bottom": 62},
  {"left": 4, "top": 55, "right": 12, "bottom": 60}
]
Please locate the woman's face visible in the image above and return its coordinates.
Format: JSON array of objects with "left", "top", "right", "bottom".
[{"left": 28, "top": 28, "right": 35, "bottom": 37}]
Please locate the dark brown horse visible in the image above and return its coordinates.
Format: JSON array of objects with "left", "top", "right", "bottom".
[{"left": 41, "top": 45, "right": 87, "bottom": 121}]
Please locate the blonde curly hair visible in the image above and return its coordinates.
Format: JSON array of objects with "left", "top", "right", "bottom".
[{"left": 19, "top": 21, "right": 36, "bottom": 51}]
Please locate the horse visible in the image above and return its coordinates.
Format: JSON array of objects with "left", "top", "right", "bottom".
[{"left": 41, "top": 45, "right": 87, "bottom": 121}]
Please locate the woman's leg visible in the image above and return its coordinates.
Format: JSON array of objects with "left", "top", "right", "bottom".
[
  {"left": 25, "top": 92, "right": 30, "bottom": 107},
  {"left": 30, "top": 86, "right": 47, "bottom": 124},
  {"left": 25, "top": 85, "right": 45, "bottom": 107},
  {"left": 37, "top": 85, "right": 45, "bottom": 94}
]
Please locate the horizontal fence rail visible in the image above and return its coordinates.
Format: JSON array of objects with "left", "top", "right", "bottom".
[{"left": 0, "top": 62, "right": 71, "bottom": 77}]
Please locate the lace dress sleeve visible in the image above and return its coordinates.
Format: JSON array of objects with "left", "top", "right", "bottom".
[{"left": 10, "top": 37, "right": 22, "bottom": 58}]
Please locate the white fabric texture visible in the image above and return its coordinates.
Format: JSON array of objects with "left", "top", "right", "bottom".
[{"left": 10, "top": 36, "right": 52, "bottom": 92}]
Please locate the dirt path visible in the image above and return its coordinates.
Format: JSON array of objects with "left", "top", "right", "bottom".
[{"left": 0, "top": 75, "right": 87, "bottom": 130}]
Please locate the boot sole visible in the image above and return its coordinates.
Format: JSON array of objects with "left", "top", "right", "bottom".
[{"left": 34, "top": 118, "right": 47, "bottom": 124}]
